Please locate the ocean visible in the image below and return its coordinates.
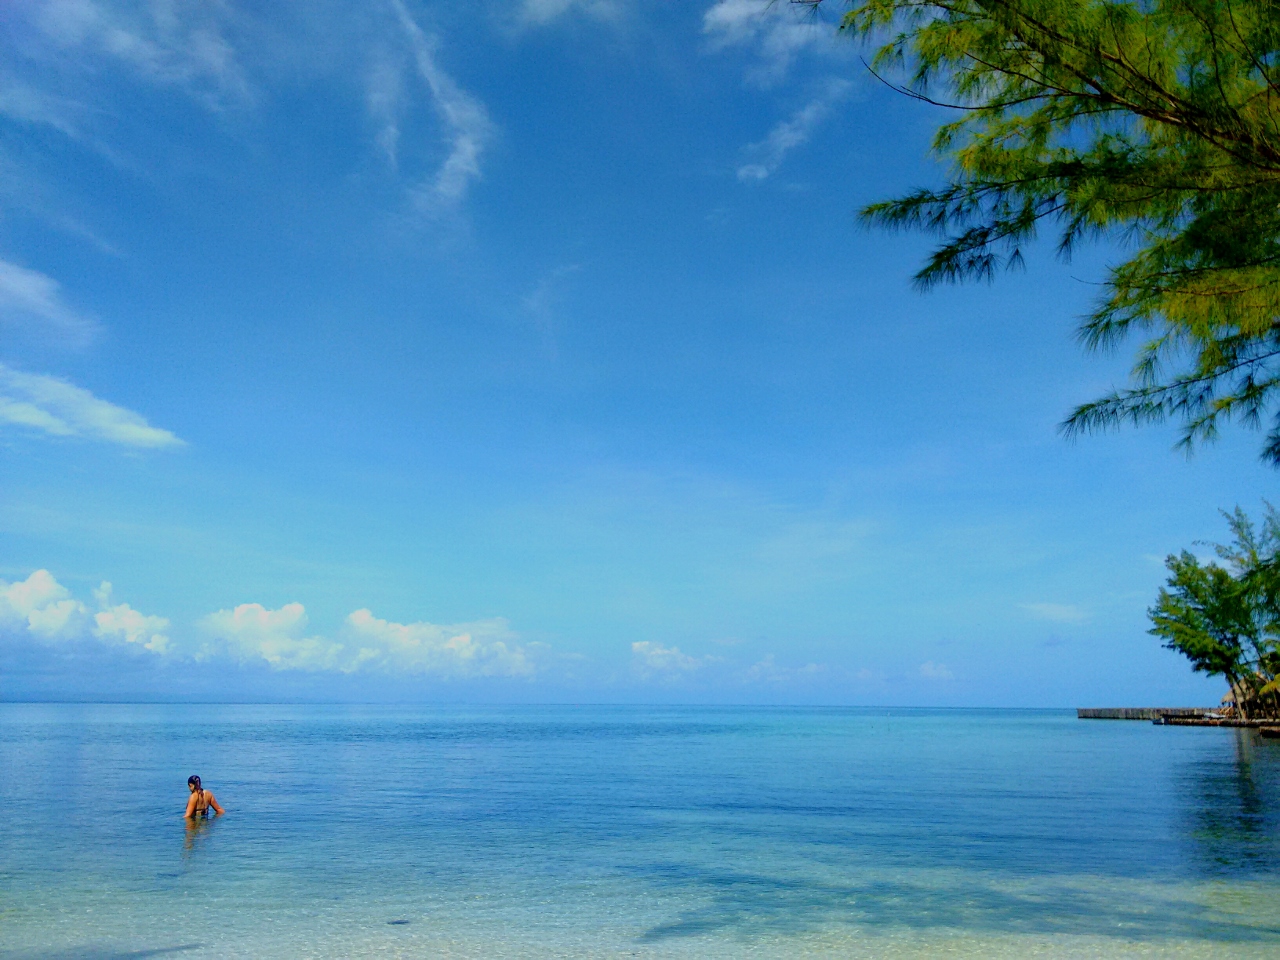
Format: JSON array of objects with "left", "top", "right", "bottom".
[{"left": 1, "top": 704, "right": 1277, "bottom": 958}]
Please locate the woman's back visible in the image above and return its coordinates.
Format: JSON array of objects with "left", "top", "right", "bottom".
[{"left": 185, "top": 776, "right": 224, "bottom": 818}]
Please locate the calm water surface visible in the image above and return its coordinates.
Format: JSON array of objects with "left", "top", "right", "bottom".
[{"left": 1, "top": 705, "right": 1278, "bottom": 958}]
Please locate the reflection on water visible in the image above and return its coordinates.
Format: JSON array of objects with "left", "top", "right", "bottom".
[
  {"left": 181, "top": 815, "right": 215, "bottom": 859},
  {"left": 1183, "top": 730, "right": 1280, "bottom": 872}
]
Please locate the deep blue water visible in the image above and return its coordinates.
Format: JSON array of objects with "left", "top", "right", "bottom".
[{"left": 1, "top": 705, "right": 1278, "bottom": 958}]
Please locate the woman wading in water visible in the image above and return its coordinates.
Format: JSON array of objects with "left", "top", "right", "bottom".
[{"left": 185, "top": 775, "right": 224, "bottom": 819}]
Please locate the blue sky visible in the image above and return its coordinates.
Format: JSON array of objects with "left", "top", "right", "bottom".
[{"left": 0, "top": 0, "right": 1272, "bottom": 705}]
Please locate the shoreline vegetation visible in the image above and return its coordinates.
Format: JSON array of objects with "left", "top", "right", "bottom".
[{"left": 1147, "top": 506, "right": 1280, "bottom": 722}]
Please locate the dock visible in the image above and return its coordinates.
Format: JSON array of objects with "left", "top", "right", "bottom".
[{"left": 1076, "top": 708, "right": 1218, "bottom": 720}]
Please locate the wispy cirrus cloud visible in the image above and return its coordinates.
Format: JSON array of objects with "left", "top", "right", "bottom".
[
  {"left": 523, "top": 263, "right": 581, "bottom": 355},
  {"left": 518, "top": 0, "right": 624, "bottom": 27},
  {"left": 366, "top": 49, "right": 407, "bottom": 168},
  {"left": 703, "top": 0, "right": 841, "bottom": 83},
  {"left": 737, "top": 78, "right": 851, "bottom": 181},
  {"left": 0, "top": 259, "right": 100, "bottom": 347},
  {"left": 32, "top": 0, "right": 251, "bottom": 108},
  {"left": 0, "top": 363, "right": 183, "bottom": 448},
  {"left": 0, "top": 79, "right": 82, "bottom": 137},
  {"left": 8, "top": 1, "right": 494, "bottom": 229},
  {"left": 389, "top": 0, "right": 495, "bottom": 211}
]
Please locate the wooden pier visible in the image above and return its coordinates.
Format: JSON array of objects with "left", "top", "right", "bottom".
[{"left": 1076, "top": 707, "right": 1218, "bottom": 720}]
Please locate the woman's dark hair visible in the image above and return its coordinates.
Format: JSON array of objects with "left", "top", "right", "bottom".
[{"left": 188, "top": 775, "right": 202, "bottom": 791}]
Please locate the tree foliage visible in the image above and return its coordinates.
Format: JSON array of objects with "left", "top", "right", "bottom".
[
  {"left": 815, "top": 0, "right": 1280, "bottom": 461},
  {"left": 1150, "top": 505, "right": 1280, "bottom": 718}
]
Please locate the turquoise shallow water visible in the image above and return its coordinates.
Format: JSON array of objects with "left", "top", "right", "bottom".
[{"left": 1, "top": 704, "right": 1278, "bottom": 959}]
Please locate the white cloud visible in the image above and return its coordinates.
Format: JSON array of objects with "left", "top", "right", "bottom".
[
  {"left": 0, "top": 80, "right": 81, "bottom": 137},
  {"left": 8, "top": 2, "right": 496, "bottom": 228},
  {"left": 0, "top": 569, "right": 171, "bottom": 653},
  {"left": 742, "top": 653, "right": 824, "bottom": 684},
  {"left": 0, "top": 363, "right": 183, "bottom": 448},
  {"left": 1020, "top": 602, "right": 1089, "bottom": 624},
  {"left": 366, "top": 52, "right": 406, "bottom": 168},
  {"left": 703, "top": 0, "right": 837, "bottom": 82},
  {"left": 1, "top": 569, "right": 90, "bottom": 640},
  {"left": 518, "top": 0, "right": 623, "bottom": 26},
  {"left": 93, "top": 582, "right": 171, "bottom": 654},
  {"left": 0, "top": 259, "right": 99, "bottom": 347},
  {"left": 34, "top": 0, "right": 250, "bottom": 107},
  {"left": 919, "top": 660, "right": 954, "bottom": 680},
  {"left": 631, "top": 640, "right": 719, "bottom": 679},
  {"left": 345, "top": 608, "right": 532, "bottom": 678},
  {"left": 26, "top": 597, "right": 90, "bottom": 639},
  {"left": 737, "top": 78, "right": 851, "bottom": 181},
  {"left": 707, "top": 635, "right": 743, "bottom": 646},
  {"left": 524, "top": 263, "right": 581, "bottom": 323},
  {"left": 203, "top": 602, "right": 345, "bottom": 672},
  {"left": 203, "top": 602, "right": 535, "bottom": 678},
  {"left": 523, "top": 263, "right": 581, "bottom": 354},
  {"left": 389, "top": 0, "right": 495, "bottom": 211},
  {"left": 2, "top": 571, "right": 537, "bottom": 679}
]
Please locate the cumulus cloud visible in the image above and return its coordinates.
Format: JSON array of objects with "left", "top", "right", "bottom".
[
  {"left": 0, "top": 363, "right": 183, "bottom": 448},
  {"left": 204, "top": 602, "right": 345, "bottom": 671},
  {"left": 742, "top": 653, "right": 824, "bottom": 684},
  {"left": 203, "top": 602, "right": 535, "bottom": 677},
  {"left": 1, "top": 569, "right": 90, "bottom": 640},
  {"left": 2, "top": 571, "right": 538, "bottom": 680},
  {"left": 703, "top": 0, "right": 838, "bottom": 82},
  {"left": 919, "top": 660, "right": 954, "bottom": 680},
  {"left": 631, "top": 640, "right": 719, "bottom": 680},
  {"left": 93, "top": 604, "right": 171, "bottom": 653},
  {"left": 0, "top": 259, "right": 99, "bottom": 347},
  {"left": 346, "top": 608, "right": 532, "bottom": 677},
  {"left": 737, "top": 78, "right": 851, "bottom": 181},
  {"left": 1020, "top": 602, "right": 1089, "bottom": 623},
  {"left": 389, "top": 0, "right": 495, "bottom": 210},
  {"left": 92, "top": 583, "right": 172, "bottom": 654},
  {"left": 1, "top": 570, "right": 170, "bottom": 653}
]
